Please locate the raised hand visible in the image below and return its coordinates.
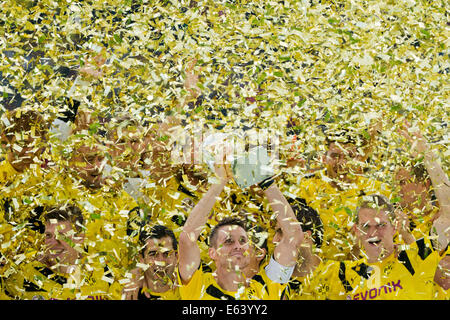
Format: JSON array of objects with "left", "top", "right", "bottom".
[{"left": 397, "top": 121, "right": 430, "bottom": 158}]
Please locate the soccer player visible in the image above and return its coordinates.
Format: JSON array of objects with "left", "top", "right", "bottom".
[
  {"left": 122, "top": 224, "right": 180, "bottom": 300},
  {"left": 4, "top": 205, "right": 121, "bottom": 300},
  {"left": 293, "top": 128, "right": 391, "bottom": 261},
  {"left": 178, "top": 160, "right": 303, "bottom": 300},
  {"left": 310, "top": 194, "right": 448, "bottom": 300}
]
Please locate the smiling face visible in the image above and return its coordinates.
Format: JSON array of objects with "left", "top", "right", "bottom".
[
  {"left": 209, "top": 224, "right": 251, "bottom": 272},
  {"left": 354, "top": 208, "right": 396, "bottom": 263},
  {"left": 42, "top": 220, "right": 83, "bottom": 269},
  {"left": 141, "top": 236, "right": 177, "bottom": 285}
]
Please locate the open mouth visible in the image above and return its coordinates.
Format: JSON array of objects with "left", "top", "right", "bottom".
[
  {"left": 367, "top": 237, "right": 381, "bottom": 246},
  {"left": 154, "top": 269, "right": 168, "bottom": 279}
]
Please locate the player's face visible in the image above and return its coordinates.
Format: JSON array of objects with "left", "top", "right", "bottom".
[
  {"left": 395, "top": 168, "right": 430, "bottom": 211},
  {"left": 142, "top": 236, "right": 177, "bottom": 284},
  {"left": 3, "top": 133, "right": 45, "bottom": 172},
  {"left": 107, "top": 128, "right": 145, "bottom": 171},
  {"left": 210, "top": 225, "right": 250, "bottom": 272},
  {"left": 324, "top": 142, "right": 357, "bottom": 179},
  {"left": 70, "top": 146, "right": 105, "bottom": 189},
  {"left": 43, "top": 221, "right": 81, "bottom": 268},
  {"left": 355, "top": 208, "right": 396, "bottom": 263}
]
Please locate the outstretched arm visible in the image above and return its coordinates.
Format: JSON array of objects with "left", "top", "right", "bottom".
[
  {"left": 263, "top": 183, "right": 304, "bottom": 267},
  {"left": 178, "top": 163, "right": 231, "bottom": 284},
  {"left": 398, "top": 122, "right": 450, "bottom": 250}
]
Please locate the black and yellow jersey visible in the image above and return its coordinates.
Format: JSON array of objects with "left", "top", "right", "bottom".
[
  {"left": 251, "top": 263, "right": 288, "bottom": 300},
  {"left": 4, "top": 260, "right": 122, "bottom": 300},
  {"left": 311, "top": 238, "right": 442, "bottom": 300},
  {"left": 178, "top": 267, "right": 270, "bottom": 300},
  {"left": 137, "top": 286, "right": 181, "bottom": 300}
]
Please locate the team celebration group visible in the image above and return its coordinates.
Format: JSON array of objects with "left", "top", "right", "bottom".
[
  {"left": 0, "top": 0, "right": 448, "bottom": 302},
  {"left": 0, "top": 88, "right": 448, "bottom": 301}
]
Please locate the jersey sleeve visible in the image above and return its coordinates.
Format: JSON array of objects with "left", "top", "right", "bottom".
[{"left": 178, "top": 266, "right": 204, "bottom": 300}]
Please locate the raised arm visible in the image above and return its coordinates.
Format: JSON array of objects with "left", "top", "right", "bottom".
[
  {"left": 175, "top": 57, "right": 201, "bottom": 115},
  {"left": 178, "top": 163, "right": 231, "bottom": 284},
  {"left": 263, "top": 182, "right": 304, "bottom": 267},
  {"left": 398, "top": 122, "right": 450, "bottom": 250}
]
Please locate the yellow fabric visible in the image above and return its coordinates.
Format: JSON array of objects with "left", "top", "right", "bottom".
[
  {"left": 0, "top": 159, "right": 51, "bottom": 278},
  {"left": 140, "top": 285, "right": 181, "bottom": 300},
  {"left": 0, "top": 159, "right": 19, "bottom": 185},
  {"left": 179, "top": 267, "right": 269, "bottom": 300},
  {"left": 409, "top": 207, "right": 438, "bottom": 240},
  {"left": 0, "top": 277, "right": 11, "bottom": 300},
  {"left": 4, "top": 260, "right": 121, "bottom": 300},
  {"left": 52, "top": 173, "right": 139, "bottom": 270},
  {"left": 310, "top": 240, "right": 441, "bottom": 300},
  {"left": 288, "top": 170, "right": 391, "bottom": 261},
  {"left": 256, "top": 263, "right": 288, "bottom": 300},
  {"left": 281, "top": 273, "right": 320, "bottom": 300},
  {"left": 0, "top": 159, "right": 46, "bottom": 224}
]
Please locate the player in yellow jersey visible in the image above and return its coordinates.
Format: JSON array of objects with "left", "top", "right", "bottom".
[
  {"left": 61, "top": 133, "right": 138, "bottom": 271},
  {"left": 278, "top": 197, "right": 324, "bottom": 300},
  {"left": 288, "top": 128, "right": 391, "bottom": 262},
  {"left": 178, "top": 159, "right": 303, "bottom": 300},
  {"left": 310, "top": 194, "right": 448, "bottom": 300},
  {"left": 0, "top": 108, "right": 50, "bottom": 222},
  {"left": 4, "top": 205, "right": 121, "bottom": 300},
  {"left": 122, "top": 224, "right": 180, "bottom": 300},
  {"left": 0, "top": 107, "right": 54, "bottom": 290},
  {"left": 396, "top": 122, "right": 450, "bottom": 299}
]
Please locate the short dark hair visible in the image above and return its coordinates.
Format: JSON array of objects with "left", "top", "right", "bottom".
[
  {"left": 139, "top": 224, "right": 178, "bottom": 253},
  {"left": 42, "top": 205, "right": 84, "bottom": 233},
  {"left": 209, "top": 217, "right": 247, "bottom": 248},
  {"left": 287, "top": 197, "right": 324, "bottom": 248},
  {"left": 2, "top": 109, "right": 48, "bottom": 141}
]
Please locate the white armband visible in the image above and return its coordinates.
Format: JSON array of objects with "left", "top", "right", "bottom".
[{"left": 264, "top": 256, "right": 295, "bottom": 284}]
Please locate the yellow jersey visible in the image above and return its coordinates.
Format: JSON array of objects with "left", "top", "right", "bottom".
[
  {"left": 434, "top": 284, "right": 449, "bottom": 300},
  {"left": 286, "top": 170, "right": 391, "bottom": 261},
  {"left": 4, "top": 260, "right": 122, "bottom": 300},
  {"left": 179, "top": 267, "right": 270, "bottom": 300},
  {"left": 137, "top": 286, "right": 181, "bottom": 300},
  {"left": 280, "top": 273, "right": 320, "bottom": 300},
  {"left": 252, "top": 262, "right": 288, "bottom": 300},
  {"left": 311, "top": 239, "right": 442, "bottom": 300},
  {"left": 53, "top": 173, "right": 139, "bottom": 271}
]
